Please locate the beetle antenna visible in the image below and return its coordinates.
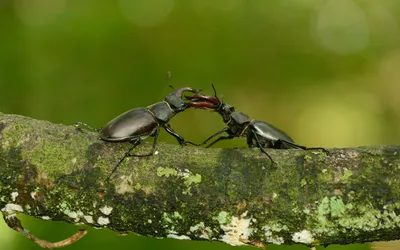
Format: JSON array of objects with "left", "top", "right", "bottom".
[
  {"left": 211, "top": 82, "right": 223, "bottom": 101},
  {"left": 167, "top": 71, "right": 174, "bottom": 90},
  {"left": 211, "top": 82, "right": 217, "bottom": 98}
]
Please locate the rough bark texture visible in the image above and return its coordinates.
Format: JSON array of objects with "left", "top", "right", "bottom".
[{"left": 0, "top": 112, "right": 400, "bottom": 247}]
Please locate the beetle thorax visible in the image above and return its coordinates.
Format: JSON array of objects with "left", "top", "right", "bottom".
[
  {"left": 230, "top": 112, "right": 252, "bottom": 125},
  {"left": 147, "top": 102, "right": 175, "bottom": 124}
]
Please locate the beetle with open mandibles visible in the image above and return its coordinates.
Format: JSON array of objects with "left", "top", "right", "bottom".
[
  {"left": 185, "top": 84, "right": 327, "bottom": 162},
  {"left": 76, "top": 87, "right": 200, "bottom": 180}
]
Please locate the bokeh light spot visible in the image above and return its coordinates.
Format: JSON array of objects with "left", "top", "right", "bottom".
[
  {"left": 14, "top": 0, "right": 66, "bottom": 27},
  {"left": 313, "top": 0, "right": 370, "bottom": 54},
  {"left": 190, "top": 0, "right": 243, "bottom": 12},
  {"left": 296, "top": 91, "right": 382, "bottom": 147},
  {"left": 119, "top": 0, "right": 175, "bottom": 27}
]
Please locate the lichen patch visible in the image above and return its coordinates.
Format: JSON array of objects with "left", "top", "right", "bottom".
[
  {"left": 99, "top": 205, "right": 113, "bottom": 215},
  {"left": 97, "top": 216, "right": 110, "bottom": 225},
  {"left": 84, "top": 215, "right": 94, "bottom": 224},
  {"left": 10, "top": 192, "right": 18, "bottom": 202},
  {"left": 167, "top": 234, "right": 191, "bottom": 240},
  {"left": 262, "top": 223, "right": 288, "bottom": 245},
  {"left": 116, "top": 175, "right": 134, "bottom": 194},
  {"left": 1, "top": 203, "right": 23, "bottom": 214},
  {"left": 218, "top": 211, "right": 252, "bottom": 246},
  {"left": 215, "top": 211, "right": 230, "bottom": 224},
  {"left": 30, "top": 191, "right": 37, "bottom": 200},
  {"left": 292, "top": 230, "right": 314, "bottom": 244},
  {"left": 189, "top": 222, "right": 212, "bottom": 239}
]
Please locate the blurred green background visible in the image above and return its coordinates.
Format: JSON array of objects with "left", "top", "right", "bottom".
[{"left": 1, "top": 0, "right": 399, "bottom": 249}]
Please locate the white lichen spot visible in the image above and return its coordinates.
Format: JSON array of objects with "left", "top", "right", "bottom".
[
  {"left": 99, "top": 205, "right": 113, "bottom": 215},
  {"left": 219, "top": 211, "right": 252, "bottom": 246},
  {"left": 116, "top": 175, "right": 134, "bottom": 194},
  {"left": 1, "top": 204, "right": 24, "bottom": 213},
  {"left": 292, "top": 230, "right": 314, "bottom": 244},
  {"left": 167, "top": 234, "right": 191, "bottom": 240},
  {"left": 270, "top": 237, "right": 284, "bottom": 245},
  {"left": 263, "top": 226, "right": 285, "bottom": 245},
  {"left": 178, "top": 168, "right": 190, "bottom": 178},
  {"left": 97, "top": 216, "right": 110, "bottom": 226},
  {"left": 41, "top": 216, "right": 51, "bottom": 220},
  {"left": 71, "top": 157, "right": 77, "bottom": 164},
  {"left": 30, "top": 192, "right": 37, "bottom": 200},
  {"left": 189, "top": 222, "right": 212, "bottom": 239},
  {"left": 84, "top": 215, "right": 94, "bottom": 224},
  {"left": 190, "top": 222, "right": 204, "bottom": 232},
  {"left": 200, "top": 227, "right": 213, "bottom": 239},
  {"left": 65, "top": 211, "right": 79, "bottom": 222},
  {"left": 10, "top": 192, "right": 18, "bottom": 202},
  {"left": 154, "top": 151, "right": 159, "bottom": 155}
]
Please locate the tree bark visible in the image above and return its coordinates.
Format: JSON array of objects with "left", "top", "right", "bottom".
[{"left": 0, "top": 112, "right": 400, "bottom": 247}]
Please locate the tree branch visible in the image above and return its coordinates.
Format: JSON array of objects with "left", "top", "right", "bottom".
[{"left": 0, "top": 112, "right": 400, "bottom": 248}]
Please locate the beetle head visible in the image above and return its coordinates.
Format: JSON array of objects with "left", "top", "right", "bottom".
[
  {"left": 218, "top": 103, "right": 235, "bottom": 123},
  {"left": 165, "top": 87, "right": 200, "bottom": 112}
]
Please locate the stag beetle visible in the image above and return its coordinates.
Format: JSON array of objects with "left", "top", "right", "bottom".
[
  {"left": 185, "top": 85, "right": 327, "bottom": 163},
  {"left": 76, "top": 87, "right": 200, "bottom": 180}
]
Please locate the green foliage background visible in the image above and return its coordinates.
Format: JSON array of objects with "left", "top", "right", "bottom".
[{"left": 0, "top": 0, "right": 399, "bottom": 249}]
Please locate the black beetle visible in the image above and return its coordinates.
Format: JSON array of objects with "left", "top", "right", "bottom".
[
  {"left": 185, "top": 85, "right": 327, "bottom": 162},
  {"left": 76, "top": 87, "right": 200, "bottom": 180}
]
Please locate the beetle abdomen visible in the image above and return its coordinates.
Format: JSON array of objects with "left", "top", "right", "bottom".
[
  {"left": 99, "top": 108, "right": 157, "bottom": 142},
  {"left": 252, "top": 120, "right": 294, "bottom": 142}
]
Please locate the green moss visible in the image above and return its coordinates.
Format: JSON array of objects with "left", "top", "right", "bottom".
[
  {"left": 340, "top": 169, "right": 353, "bottom": 181},
  {"left": 304, "top": 155, "right": 312, "bottom": 161},
  {"left": 22, "top": 137, "right": 89, "bottom": 180},
  {"left": 317, "top": 169, "right": 333, "bottom": 183}
]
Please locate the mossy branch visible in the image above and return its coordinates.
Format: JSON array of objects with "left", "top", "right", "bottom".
[{"left": 1, "top": 112, "right": 400, "bottom": 248}]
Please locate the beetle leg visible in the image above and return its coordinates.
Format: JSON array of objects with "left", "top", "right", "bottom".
[
  {"left": 162, "top": 124, "right": 186, "bottom": 146},
  {"left": 251, "top": 130, "right": 275, "bottom": 164},
  {"left": 184, "top": 127, "right": 231, "bottom": 146},
  {"left": 204, "top": 134, "right": 235, "bottom": 148},
  {"left": 106, "top": 139, "right": 141, "bottom": 181},
  {"left": 276, "top": 139, "right": 328, "bottom": 154},
  {"left": 74, "top": 122, "right": 101, "bottom": 132},
  {"left": 127, "top": 126, "right": 161, "bottom": 157},
  {"left": 106, "top": 127, "right": 161, "bottom": 181}
]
